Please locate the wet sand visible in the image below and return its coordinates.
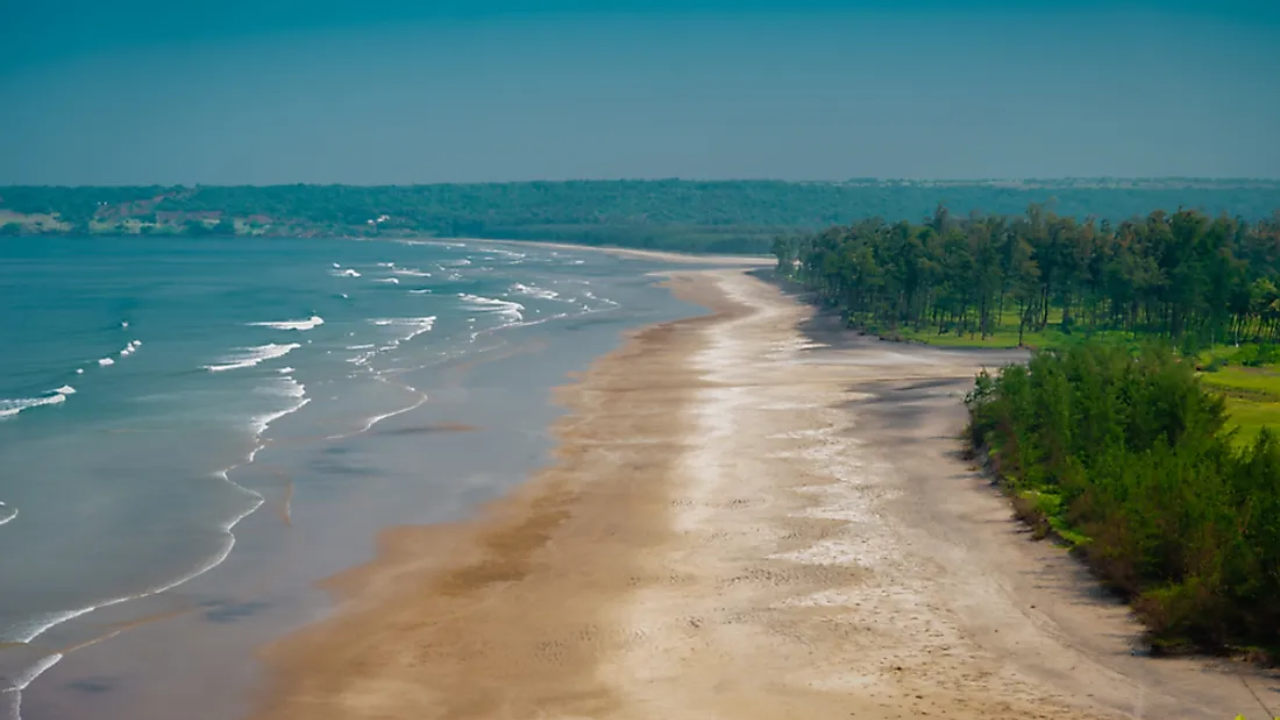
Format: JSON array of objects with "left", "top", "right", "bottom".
[{"left": 249, "top": 269, "right": 1279, "bottom": 720}]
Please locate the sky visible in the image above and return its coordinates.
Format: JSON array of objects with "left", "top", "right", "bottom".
[{"left": 1, "top": 0, "right": 1277, "bottom": 185}]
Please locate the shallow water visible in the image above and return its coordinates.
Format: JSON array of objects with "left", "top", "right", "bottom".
[{"left": 0, "top": 236, "right": 698, "bottom": 719}]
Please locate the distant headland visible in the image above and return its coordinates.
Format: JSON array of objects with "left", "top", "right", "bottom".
[{"left": 2, "top": 178, "right": 1277, "bottom": 254}]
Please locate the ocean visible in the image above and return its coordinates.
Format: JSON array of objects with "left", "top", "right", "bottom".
[{"left": 0, "top": 236, "right": 699, "bottom": 720}]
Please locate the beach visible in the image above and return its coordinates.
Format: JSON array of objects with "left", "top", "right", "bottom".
[
  {"left": 247, "top": 267, "right": 1278, "bottom": 720},
  {"left": 1, "top": 238, "right": 717, "bottom": 720}
]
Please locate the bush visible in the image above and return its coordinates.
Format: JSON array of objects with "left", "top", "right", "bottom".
[{"left": 967, "top": 341, "right": 1280, "bottom": 651}]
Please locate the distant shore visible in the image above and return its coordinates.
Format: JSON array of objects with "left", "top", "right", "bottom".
[
  {"left": 246, "top": 268, "right": 1277, "bottom": 720},
  {"left": 462, "top": 237, "right": 774, "bottom": 265}
]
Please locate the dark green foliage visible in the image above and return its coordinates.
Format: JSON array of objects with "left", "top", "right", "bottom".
[
  {"left": 1232, "top": 344, "right": 1280, "bottom": 368},
  {"left": 775, "top": 205, "right": 1280, "bottom": 346},
  {"left": 1, "top": 180, "right": 1278, "bottom": 252},
  {"left": 968, "top": 342, "right": 1280, "bottom": 651},
  {"left": 183, "top": 219, "right": 212, "bottom": 237}
]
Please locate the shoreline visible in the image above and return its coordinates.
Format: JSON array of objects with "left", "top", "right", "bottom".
[
  {"left": 245, "top": 271, "right": 730, "bottom": 719},
  {"left": 458, "top": 237, "right": 775, "bottom": 266},
  {"left": 8, "top": 243, "right": 705, "bottom": 720},
  {"left": 247, "top": 269, "right": 1277, "bottom": 720}
]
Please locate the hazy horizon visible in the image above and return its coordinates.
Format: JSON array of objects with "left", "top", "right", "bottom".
[
  {"left": 5, "top": 177, "right": 1280, "bottom": 189},
  {"left": 3, "top": 1, "right": 1278, "bottom": 185}
]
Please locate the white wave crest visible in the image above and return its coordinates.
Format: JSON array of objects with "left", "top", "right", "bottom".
[
  {"left": 581, "top": 290, "right": 620, "bottom": 308},
  {"left": 485, "top": 247, "right": 527, "bottom": 259},
  {"left": 204, "top": 343, "right": 300, "bottom": 372},
  {"left": 258, "top": 376, "right": 306, "bottom": 399},
  {"left": 510, "top": 282, "right": 560, "bottom": 300},
  {"left": 392, "top": 268, "right": 432, "bottom": 277},
  {"left": 248, "top": 315, "right": 324, "bottom": 331},
  {"left": 332, "top": 268, "right": 361, "bottom": 278},
  {"left": 0, "top": 392, "right": 68, "bottom": 419},
  {"left": 369, "top": 316, "right": 437, "bottom": 345},
  {"left": 251, "top": 397, "right": 310, "bottom": 436},
  {"left": 374, "top": 277, "right": 400, "bottom": 284},
  {"left": 458, "top": 293, "right": 525, "bottom": 321}
]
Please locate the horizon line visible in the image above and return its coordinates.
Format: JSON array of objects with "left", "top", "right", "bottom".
[{"left": 4, "top": 176, "right": 1280, "bottom": 189}]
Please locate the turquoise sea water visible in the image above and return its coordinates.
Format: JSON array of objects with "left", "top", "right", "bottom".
[{"left": 0, "top": 236, "right": 695, "bottom": 718}]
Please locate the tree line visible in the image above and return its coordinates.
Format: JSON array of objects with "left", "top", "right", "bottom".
[
  {"left": 3, "top": 181, "right": 1279, "bottom": 255},
  {"left": 771, "top": 205, "right": 1280, "bottom": 350},
  {"left": 966, "top": 343, "right": 1280, "bottom": 652},
  {"left": 776, "top": 203, "right": 1280, "bottom": 653}
]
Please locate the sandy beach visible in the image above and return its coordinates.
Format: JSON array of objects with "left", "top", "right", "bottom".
[{"left": 247, "top": 269, "right": 1278, "bottom": 720}]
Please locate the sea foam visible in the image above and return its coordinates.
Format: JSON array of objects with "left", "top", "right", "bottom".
[
  {"left": 258, "top": 376, "right": 306, "bottom": 399},
  {"left": 248, "top": 315, "right": 324, "bottom": 331},
  {"left": 0, "top": 392, "right": 67, "bottom": 419},
  {"left": 511, "top": 282, "right": 560, "bottom": 300},
  {"left": 204, "top": 343, "right": 300, "bottom": 372},
  {"left": 458, "top": 293, "right": 525, "bottom": 322},
  {"left": 369, "top": 316, "right": 437, "bottom": 344}
]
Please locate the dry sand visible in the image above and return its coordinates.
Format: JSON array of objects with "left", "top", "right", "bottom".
[{"left": 248, "top": 269, "right": 1278, "bottom": 720}]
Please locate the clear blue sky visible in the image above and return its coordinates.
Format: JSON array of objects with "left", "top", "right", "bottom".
[{"left": 1, "top": 0, "right": 1277, "bottom": 184}]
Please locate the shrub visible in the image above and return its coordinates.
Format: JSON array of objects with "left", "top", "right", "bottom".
[{"left": 967, "top": 341, "right": 1280, "bottom": 651}]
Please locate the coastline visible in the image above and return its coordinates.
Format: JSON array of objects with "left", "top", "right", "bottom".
[
  {"left": 8, "top": 242, "right": 707, "bottom": 720},
  {"left": 245, "top": 271, "right": 730, "bottom": 719},
  {"left": 462, "top": 237, "right": 775, "bottom": 266},
  {"left": 247, "top": 269, "right": 1277, "bottom": 720}
]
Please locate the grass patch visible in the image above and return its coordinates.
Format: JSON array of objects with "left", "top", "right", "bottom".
[
  {"left": 1197, "top": 361, "right": 1280, "bottom": 447},
  {"left": 1221, "top": 398, "right": 1280, "bottom": 447},
  {"left": 1199, "top": 365, "right": 1280, "bottom": 398},
  {"left": 1010, "top": 489, "right": 1092, "bottom": 546},
  {"left": 869, "top": 306, "right": 1145, "bottom": 351}
]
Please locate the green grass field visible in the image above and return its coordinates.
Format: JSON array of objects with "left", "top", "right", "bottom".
[
  {"left": 878, "top": 316, "right": 1280, "bottom": 447},
  {"left": 1196, "top": 361, "right": 1280, "bottom": 446},
  {"left": 879, "top": 306, "right": 1140, "bottom": 351}
]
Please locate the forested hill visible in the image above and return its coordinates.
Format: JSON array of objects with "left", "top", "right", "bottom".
[{"left": 2, "top": 179, "right": 1278, "bottom": 253}]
